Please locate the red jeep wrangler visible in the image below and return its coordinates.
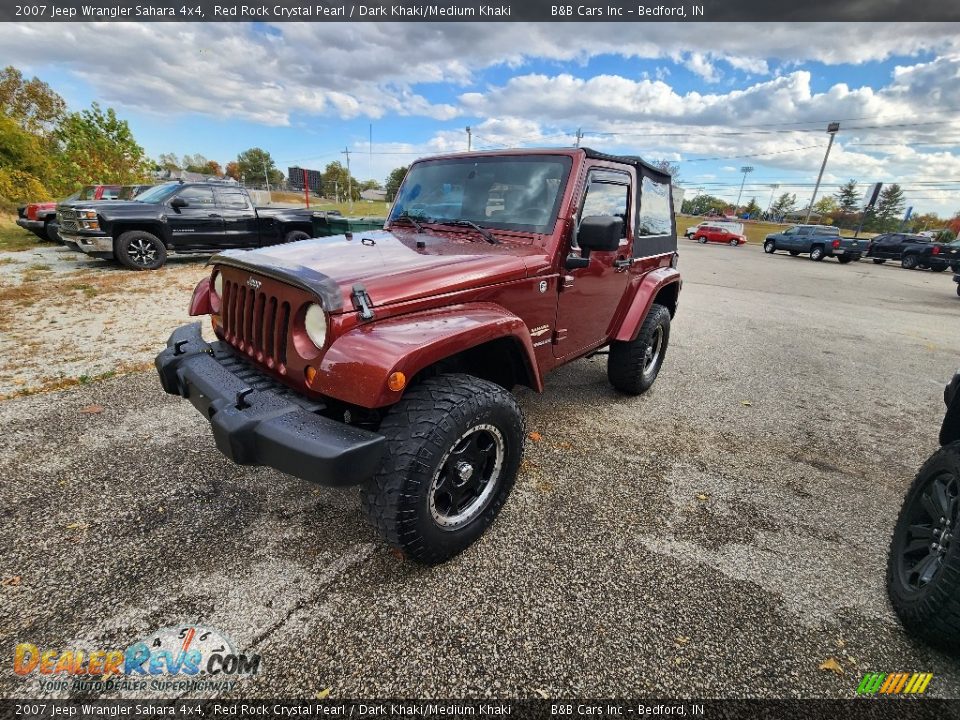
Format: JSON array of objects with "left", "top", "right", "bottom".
[{"left": 156, "top": 149, "right": 682, "bottom": 563}]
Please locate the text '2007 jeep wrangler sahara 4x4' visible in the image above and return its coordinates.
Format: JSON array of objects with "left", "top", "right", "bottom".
[{"left": 157, "top": 149, "right": 682, "bottom": 563}]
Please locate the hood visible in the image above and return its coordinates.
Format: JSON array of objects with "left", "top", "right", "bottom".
[
  {"left": 58, "top": 200, "right": 147, "bottom": 213},
  {"left": 213, "top": 229, "right": 550, "bottom": 312}
]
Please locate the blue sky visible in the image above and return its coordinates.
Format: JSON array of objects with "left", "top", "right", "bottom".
[{"left": 2, "top": 22, "right": 958, "bottom": 216}]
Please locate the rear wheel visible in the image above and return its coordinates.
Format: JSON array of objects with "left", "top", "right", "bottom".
[
  {"left": 607, "top": 303, "right": 671, "bottom": 396},
  {"left": 902, "top": 255, "right": 919, "bottom": 270},
  {"left": 362, "top": 374, "right": 524, "bottom": 565},
  {"left": 283, "top": 229, "right": 311, "bottom": 244},
  {"left": 763, "top": 240, "right": 776, "bottom": 254},
  {"left": 116, "top": 230, "right": 167, "bottom": 270},
  {"left": 810, "top": 245, "right": 825, "bottom": 261},
  {"left": 887, "top": 442, "right": 960, "bottom": 652}
]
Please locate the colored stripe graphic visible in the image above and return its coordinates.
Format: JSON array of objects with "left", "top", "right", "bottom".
[{"left": 857, "top": 672, "right": 932, "bottom": 695}]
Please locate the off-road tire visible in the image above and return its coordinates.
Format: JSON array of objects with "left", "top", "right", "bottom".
[
  {"left": 362, "top": 373, "right": 524, "bottom": 565},
  {"left": 902, "top": 255, "right": 919, "bottom": 270},
  {"left": 873, "top": 258, "right": 886, "bottom": 264},
  {"left": 887, "top": 441, "right": 960, "bottom": 652},
  {"left": 763, "top": 240, "right": 776, "bottom": 254},
  {"left": 789, "top": 250, "right": 800, "bottom": 256},
  {"left": 810, "top": 245, "right": 825, "bottom": 261},
  {"left": 283, "top": 229, "right": 311, "bottom": 244},
  {"left": 116, "top": 230, "right": 167, "bottom": 270},
  {"left": 837, "top": 255, "right": 853, "bottom": 264},
  {"left": 607, "top": 303, "right": 671, "bottom": 396}
]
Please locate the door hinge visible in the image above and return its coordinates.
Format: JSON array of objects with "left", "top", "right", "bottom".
[
  {"left": 351, "top": 283, "right": 375, "bottom": 321},
  {"left": 553, "top": 329, "right": 568, "bottom": 344}
]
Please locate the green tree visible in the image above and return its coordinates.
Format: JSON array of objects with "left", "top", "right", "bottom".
[
  {"left": 0, "top": 65, "right": 66, "bottom": 136},
  {"left": 0, "top": 113, "right": 54, "bottom": 206},
  {"left": 385, "top": 165, "right": 409, "bottom": 201},
  {"left": 873, "top": 183, "right": 906, "bottom": 232},
  {"left": 682, "top": 193, "right": 727, "bottom": 216},
  {"left": 835, "top": 179, "right": 859, "bottom": 215},
  {"left": 156, "top": 152, "right": 181, "bottom": 171},
  {"left": 742, "top": 197, "right": 762, "bottom": 217},
  {"left": 54, "top": 102, "right": 150, "bottom": 190},
  {"left": 813, "top": 195, "right": 838, "bottom": 219},
  {"left": 237, "top": 147, "right": 282, "bottom": 187},
  {"left": 769, "top": 192, "right": 797, "bottom": 218},
  {"left": 322, "top": 160, "right": 361, "bottom": 201}
]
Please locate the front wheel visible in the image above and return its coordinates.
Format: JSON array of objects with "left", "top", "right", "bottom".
[
  {"left": 902, "top": 255, "right": 919, "bottom": 270},
  {"left": 283, "top": 229, "right": 311, "bottom": 244},
  {"left": 887, "top": 442, "right": 960, "bottom": 652},
  {"left": 763, "top": 240, "right": 776, "bottom": 254},
  {"left": 607, "top": 303, "right": 671, "bottom": 396},
  {"left": 810, "top": 245, "right": 825, "bottom": 261},
  {"left": 728, "top": 239, "right": 739, "bottom": 247},
  {"left": 695, "top": 235, "right": 707, "bottom": 244},
  {"left": 116, "top": 230, "right": 167, "bottom": 270},
  {"left": 362, "top": 374, "right": 524, "bottom": 565}
]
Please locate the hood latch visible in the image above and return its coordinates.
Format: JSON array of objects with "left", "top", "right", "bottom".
[{"left": 351, "top": 283, "right": 375, "bottom": 321}]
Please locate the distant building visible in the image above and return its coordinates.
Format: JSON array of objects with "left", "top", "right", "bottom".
[
  {"left": 153, "top": 169, "right": 236, "bottom": 184},
  {"left": 360, "top": 189, "right": 388, "bottom": 202}
]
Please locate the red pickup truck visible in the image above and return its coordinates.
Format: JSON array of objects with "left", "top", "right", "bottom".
[
  {"left": 157, "top": 148, "right": 682, "bottom": 563},
  {"left": 17, "top": 184, "right": 121, "bottom": 242}
]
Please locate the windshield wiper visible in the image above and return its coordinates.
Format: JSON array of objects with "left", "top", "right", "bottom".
[
  {"left": 433, "top": 219, "right": 499, "bottom": 245},
  {"left": 391, "top": 213, "right": 425, "bottom": 233}
]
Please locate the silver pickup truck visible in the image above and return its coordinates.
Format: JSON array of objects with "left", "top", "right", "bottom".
[{"left": 762, "top": 224, "right": 870, "bottom": 263}]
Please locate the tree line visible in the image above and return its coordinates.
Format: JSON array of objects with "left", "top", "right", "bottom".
[{"left": 683, "top": 178, "right": 958, "bottom": 239}]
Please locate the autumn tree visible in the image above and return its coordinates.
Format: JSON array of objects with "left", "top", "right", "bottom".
[
  {"left": 54, "top": 103, "right": 150, "bottom": 189},
  {"left": 0, "top": 65, "right": 66, "bottom": 136},
  {"left": 224, "top": 161, "right": 241, "bottom": 181}
]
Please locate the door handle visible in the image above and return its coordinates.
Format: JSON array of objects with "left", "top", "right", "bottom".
[{"left": 614, "top": 257, "right": 633, "bottom": 271}]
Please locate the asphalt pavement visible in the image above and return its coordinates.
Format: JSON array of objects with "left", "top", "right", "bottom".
[{"left": 2, "top": 241, "right": 959, "bottom": 699}]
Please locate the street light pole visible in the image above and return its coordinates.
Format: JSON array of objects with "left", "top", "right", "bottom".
[
  {"left": 805, "top": 122, "right": 840, "bottom": 224},
  {"left": 734, "top": 166, "right": 753, "bottom": 216}
]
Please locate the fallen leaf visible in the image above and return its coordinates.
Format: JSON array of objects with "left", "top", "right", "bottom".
[
  {"left": 66, "top": 522, "right": 88, "bottom": 530},
  {"left": 675, "top": 636, "right": 690, "bottom": 646},
  {"left": 697, "top": 494, "right": 709, "bottom": 502},
  {"left": 836, "top": 638, "right": 846, "bottom": 649},
  {"left": 1, "top": 576, "right": 22, "bottom": 587},
  {"left": 535, "top": 481, "right": 555, "bottom": 493},
  {"left": 741, "top": 400, "right": 753, "bottom": 407},
  {"left": 555, "top": 441, "right": 572, "bottom": 450},
  {"left": 315, "top": 688, "right": 330, "bottom": 700},
  {"left": 819, "top": 657, "right": 844, "bottom": 675},
  {"left": 80, "top": 405, "right": 104, "bottom": 414},
  {"left": 528, "top": 431, "right": 543, "bottom": 442},
  {"left": 533, "top": 689, "right": 549, "bottom": 699}
]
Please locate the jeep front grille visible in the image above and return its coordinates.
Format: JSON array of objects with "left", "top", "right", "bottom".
[
  {"left": 220, "top": 278, "right": 290, "bottom": 369},
  {"left": 57, "top": 208, "right": 80, "bottom": 234}
]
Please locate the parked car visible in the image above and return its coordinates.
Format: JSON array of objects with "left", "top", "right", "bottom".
[
  {"left": 867, "top": 233, "right": 951, "bottom": 271},
  {"left": 945, "top": 241, "right": 960, "bottom": 273},
  {"left": 58, "top": 182, "right": 316, "bottom": 270},
  {"left": 117, "top": 184, "right": 154, "bottom": 200},
  {"left": 155, "top": 148, "right": 682, "bottom": 564},
  {"left": 17, "top": 185, "right": 125, "bottom": 242},
  {"left": 691, "top": 224, "right": 746, "bottom": 246},
  {"left": 684, "top": 220, "right": 743, "bottom": 238},
  {"left": 763, "top": 224, "right": 869, "bottom": 263},
  {"left": 887, "top": 370, "right": 960, "bottom": 652}
]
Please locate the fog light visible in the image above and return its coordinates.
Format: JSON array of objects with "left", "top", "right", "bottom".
[
  {"left": 387, "top": 371, "right": 406, "bottom": 392},
  {"left": 305, "top": 365, "right": 318, "bottom": 386}
]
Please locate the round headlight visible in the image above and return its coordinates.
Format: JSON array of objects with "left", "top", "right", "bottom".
[
  {"left": 304, "top": 304, "right": 327, "bottom": 349},
  {"left": 212, "top": 271, "right": 223, "bottom": 298}
]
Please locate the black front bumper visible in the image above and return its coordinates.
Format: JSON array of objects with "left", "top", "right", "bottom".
[{"left": 156, "top": 323, "right": 385, "bottom": 486}]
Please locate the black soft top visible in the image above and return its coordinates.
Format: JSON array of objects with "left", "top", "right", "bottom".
[{"left": 581, "top": 148, "right": 672, "bottom": 182}]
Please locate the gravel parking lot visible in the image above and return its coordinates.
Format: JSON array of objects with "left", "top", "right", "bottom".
[{"left": 1, "top": 240, "right": 959, "bottom": 699}]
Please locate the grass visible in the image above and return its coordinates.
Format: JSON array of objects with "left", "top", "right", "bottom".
[
  {"left": 0, "top": 215, "right": 44, "bottom": 252},
  {"left": 677, "top": 214, "right": 877, "bottom": 245},
  {"left": 267, "top": 193, "right": 391, "bottom": 217}
]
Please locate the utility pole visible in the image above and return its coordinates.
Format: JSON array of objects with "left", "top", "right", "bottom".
[
  {"left": 466, "top": 126, "right": 472, "bottom": 151},
  {"left": 734, "top": 166, "right": 754, "bottom": 216},
  {"left": 341, "top": 146, "right": 352, "bottom": 212},
  {"left": 805, "top": 122, "right": 840, "bottom": 224},
  {"left": 262, "top": 160, "right": 271, "bottom": 193},
  {"left": 575, "top": 128, "right": 583, "bottom": 148}
]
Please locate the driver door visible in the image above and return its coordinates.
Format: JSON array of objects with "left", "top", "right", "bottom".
[
  {"left": 554, "top": 168, "right": 633, "bottom": 360},
  {"left": 166, "top": 186, "right": 225, "bottom": 249}
]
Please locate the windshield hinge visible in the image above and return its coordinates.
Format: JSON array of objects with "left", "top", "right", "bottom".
[{"left": 351, "top": 283, "right": 375, "bottom": 321}]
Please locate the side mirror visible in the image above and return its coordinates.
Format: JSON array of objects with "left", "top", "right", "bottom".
[
  {"left": 170, "top": 197, "right": 188, "bottom": 209},
  {"left": 577, "top": 215, "right": 623, "bottom": 254}
]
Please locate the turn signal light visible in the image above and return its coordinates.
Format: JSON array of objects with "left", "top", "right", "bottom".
[
  {"left": 305, "top": 365, "right": 318, "bottom": 386},
  {"left": 211, "top": 314, "right": 221, "bottom": 331},
  {"left": 387, "top": 371, "right": 406, "bottom": 392}
]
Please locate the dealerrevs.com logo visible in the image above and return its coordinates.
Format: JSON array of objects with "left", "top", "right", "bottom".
[
  {"left": 14, "top": 625, "right": 261, "bottom": 694},
  {"left": 857, "top": 673, "right": 934, "bottom": 696}
]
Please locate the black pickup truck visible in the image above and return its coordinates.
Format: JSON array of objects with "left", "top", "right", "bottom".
[
  {"left": 58, "top": 182, "right": 315, "bottom": 270},
  {"left": 866, "top": 233, "right": 956, "bottom": 271}
]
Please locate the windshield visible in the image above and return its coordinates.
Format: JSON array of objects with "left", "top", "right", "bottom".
[
  {"left": 78, "top": 186, "right": 97, "bottom": 200},
  {"left": 119, "top": 185, "right": 147, "bottom": 200},
  {"left": 390, "top": 156, "right": 572, "bottom": 235},
  {"left": 134, "top": 184, "right": 181, "bottom": 204}
]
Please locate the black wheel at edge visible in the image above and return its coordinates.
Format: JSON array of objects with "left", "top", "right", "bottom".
[{"left": 607, "top": 303, "right": 671, "bottom": 396}]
